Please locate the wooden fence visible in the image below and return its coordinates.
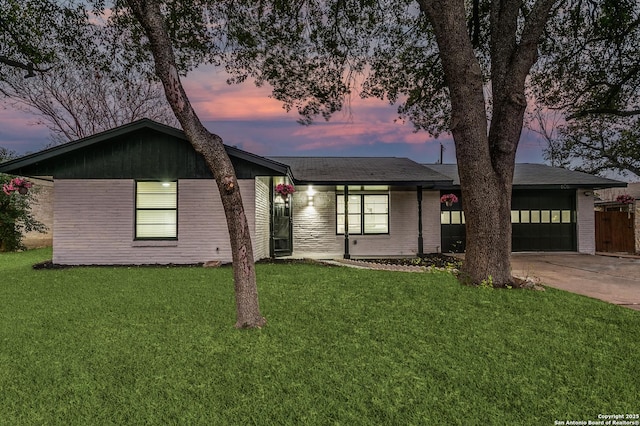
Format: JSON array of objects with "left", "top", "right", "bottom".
[{"left": 595, "top": 210, "right": 635, "bottom": 253}]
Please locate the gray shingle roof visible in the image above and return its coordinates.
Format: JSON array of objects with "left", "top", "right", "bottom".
[
  {"left": 426, "top": 163, "right": 627, "bottom": 189},
  {"left": 271, "top": 157, "right": 452, "bottom": 186}
]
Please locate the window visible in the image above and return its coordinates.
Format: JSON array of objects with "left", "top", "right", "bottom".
[
  {"left": 136, "top": 181, "right": 177, "bottom": 239},
  {"left": 337, "top": 193, "right": 388, "bottom": 234}
]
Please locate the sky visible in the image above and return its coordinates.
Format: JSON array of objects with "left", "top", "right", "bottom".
[{"left": 0, "top": 64, "right": 549, "bottom": 165}]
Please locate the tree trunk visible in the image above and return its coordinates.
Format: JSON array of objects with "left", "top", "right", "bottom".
[
  {"left": 419, "top": 0, "right": 555, "bottom": 286},
  {"left": 127, "top": 0, "right": 265, "bottom": 328}
]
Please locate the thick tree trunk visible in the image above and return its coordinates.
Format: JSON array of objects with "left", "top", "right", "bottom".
[
  {"left": 127, "top": 0, "right": 265, "bottom": 327},
  {"left": 419, "top": 0, "right": 555, "bottom": 286}
]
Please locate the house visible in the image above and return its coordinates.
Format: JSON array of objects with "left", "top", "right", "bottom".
[
  {"left": 594, "top": 183, "right": 640, "bottom": 254},
  {"left": 0, "top": 119, "right": 627, "bottom": 265}
]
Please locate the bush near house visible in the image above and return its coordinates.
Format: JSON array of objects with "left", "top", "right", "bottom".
[{"left": 0, "top": 174, "right": 47, "bottom": 251}]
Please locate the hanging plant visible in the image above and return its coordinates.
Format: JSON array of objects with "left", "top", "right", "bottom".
[
  {"left": 616, "top": 194, "right": 635, "bottom": 205},
  {"left": 440, "top": 193, "right": 458, "bottom": 207},
  {"left": 275, "top": 183, "right": 295, "bottom": 197}
]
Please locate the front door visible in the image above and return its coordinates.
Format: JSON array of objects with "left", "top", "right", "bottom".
[{"left": 272, "top": 197, "right": 292, "bottom": 256}]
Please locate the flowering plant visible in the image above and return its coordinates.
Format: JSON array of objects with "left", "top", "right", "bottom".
[
  {"left": 440, "top": 193, "right": 459, "bottom": 204},
  {"left": 2, "top": 177, "right": 33, "bottom": 195},
  {"left": 275, "top": 183, "right": 295, "bottom": 197},
  {"left": 616, "top": 194, "right": 635, "bottom": 205}
]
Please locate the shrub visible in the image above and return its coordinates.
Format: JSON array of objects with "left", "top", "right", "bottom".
[{"left": 0, "top": 174, "right": 47, "bottom": 251}]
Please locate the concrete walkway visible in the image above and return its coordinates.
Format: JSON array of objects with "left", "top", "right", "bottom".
[{"left": 510, "top": 253, "right": 640, "bottom": 311}]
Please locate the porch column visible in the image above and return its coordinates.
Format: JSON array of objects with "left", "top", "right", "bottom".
[
  {"left": 269, "top": 176, "right": 274, "bottom": 257},
  {"left": 343, "top": 186, "right": 350, "bottom": 259},
  {"left": 417, "top": 185, "right": 424, "bottom": 256}
]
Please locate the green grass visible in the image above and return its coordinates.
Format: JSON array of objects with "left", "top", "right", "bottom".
[{"left": 1, "top": 248, "right": 639, "bottom": 425}]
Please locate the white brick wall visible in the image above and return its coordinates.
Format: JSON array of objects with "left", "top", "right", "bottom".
[
  {"left": 421, "top": 191, "right": 442, "bottom": 253},
  {"left": 291, "top": 186, "right": 441, "bottom": 258},
  {"left": 576, "top": 188, "right": 596, "bottom": 254},
  {"left": 635, "top": 202, "right": 640, "bottom": 254},
  {"left": 291, "top": 187, "right": 342, "bottom": 257},
  {"left": 53, "top": 179, "right": 265, "bottom": 265}
]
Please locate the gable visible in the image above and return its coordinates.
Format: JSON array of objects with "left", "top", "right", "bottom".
[{"left": 0, "top": 119, "right": 289, "bottom": 180}]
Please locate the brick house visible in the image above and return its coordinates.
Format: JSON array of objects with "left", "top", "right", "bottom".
[{"left": 0, "top": 119, "right": 627, "bottom": 264}]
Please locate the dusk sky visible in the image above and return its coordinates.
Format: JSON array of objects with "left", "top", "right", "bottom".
[{"left": 0, "top": 64, "right": 548, "bottom": 165}]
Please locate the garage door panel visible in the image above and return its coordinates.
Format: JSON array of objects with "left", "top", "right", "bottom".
[{"left": 442, "top": 190, "right": 577, "bottom": 253}]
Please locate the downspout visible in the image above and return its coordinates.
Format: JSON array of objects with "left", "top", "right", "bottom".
[
  {"left": 344, "top": 186, "right": 350, "bottom": 259},
  {"left": 417, "top": 185, "right": 424, "bottom": 257}
]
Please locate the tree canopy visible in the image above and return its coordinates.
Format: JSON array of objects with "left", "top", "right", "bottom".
[{"left": 531, "top": 0, "right": 640, "bottom": 178}]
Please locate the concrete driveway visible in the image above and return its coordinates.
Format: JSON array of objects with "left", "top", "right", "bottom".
[{"left": 510, "top": 253, "right": 640, "bottom": 310}]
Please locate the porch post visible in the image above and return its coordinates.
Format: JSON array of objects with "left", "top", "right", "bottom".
[
  {"left": 343, "top": 186, "right": 350, "bottom": 259},
  {"left": 269, "top": 176, "right": 274, "bottom": 257},
  {"left": 417, "top": 185, "right": 424, "bottom": 256}
]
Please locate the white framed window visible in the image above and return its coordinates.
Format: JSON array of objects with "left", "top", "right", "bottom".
[{"left": 135, "top": 181, "right": 177, "bottom": 239}]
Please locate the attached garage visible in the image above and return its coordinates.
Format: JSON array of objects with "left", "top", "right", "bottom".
[
  {"left": 431, "top": 164, "right": 626, "bottom": 254},
  {"left": 511, "top": 190, "right": 576, "bottom": 251}
]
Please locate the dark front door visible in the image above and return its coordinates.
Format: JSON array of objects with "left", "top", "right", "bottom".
[{"left": 272, "top": 199, "right": 292, "bottom": 256}]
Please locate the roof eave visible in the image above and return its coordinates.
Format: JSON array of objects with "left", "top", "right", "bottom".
[{"left": 291, "top": 179, "right": 453, "bottom": 188}]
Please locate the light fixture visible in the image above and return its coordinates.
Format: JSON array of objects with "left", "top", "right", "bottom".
[
  {"left": 584, "top": 191, "right": 593, "bottom": 197},
  {"left": 162, "top": 182, "right": 171, "bottom": 187},
  {"left": 307, "top": 185, "right": 315, "bottom": 206}
]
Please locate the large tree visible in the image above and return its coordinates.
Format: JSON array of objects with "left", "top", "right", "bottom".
[
  {"left": 207, "top": 0, "right": 554, "bottom": 286},
  {"left": 121, "top": 0, "right": 266, "bottom": 328},
  {"left": 3, "top": 0, "right": 266, "bottom": 327}
]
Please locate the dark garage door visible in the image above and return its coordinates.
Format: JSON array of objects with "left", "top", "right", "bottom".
[{"left": 441, "top": 190, "right": 577, "bottom": 252}]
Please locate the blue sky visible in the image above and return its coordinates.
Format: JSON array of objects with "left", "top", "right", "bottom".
[{"left": 0, "top": 65, "right": 548, "bottom": 164}]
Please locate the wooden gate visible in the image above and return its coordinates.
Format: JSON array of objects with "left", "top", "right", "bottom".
[{"left": 595, "top": 210, "right": 635, "bottom": 253}]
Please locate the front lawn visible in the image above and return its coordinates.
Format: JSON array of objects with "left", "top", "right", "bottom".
[{"left": 1, "top": 249, "right": 638, "bottom": 424}]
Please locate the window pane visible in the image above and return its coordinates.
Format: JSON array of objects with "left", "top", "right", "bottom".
[
  {"left": 451, "top": 211, "right": 461, "bottom": 224},
  {"left": 136, "top": 210, "right": 177, "bottom": 238},
  {"left": 364, "top": 214, "right": 388, "bottom": 233},
  {"left": 511, "top": 210, "right": 520, "bottom": 223},
  {"left": 348, "top": 214, "right": 361, "bottom": 234},
  {"left": 531, "top": 210, "right": 540, "bottom": 223},
  {"left": 441, "top": 211, "right": 450, "bottom": 225},
  {"left": 137, "top": 182, "right": 177, "bottom": 208},
  {"left": 561, "top": 210, "right": 572, "bottom": 223},
  {"left": 520, "top": 210, "right": 530, "bottom": 223},
  {"left": 337, "top": 215, "right": 345, "bottom": 234},
  {"left": 551, "top": 210, "right": 561, "bottom": 223},
  {"left": 541, "top": 210, "right": 550, "bottom": 223},
  {"left": 349, "top": 196, "right": 361, "bottom": 212},
  {"left": 364, "top": 195, "right": 388, "bottom": 214}
]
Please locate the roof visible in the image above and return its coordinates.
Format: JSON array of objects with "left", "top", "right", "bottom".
[
  {"left": 271, "top": 156, "right": 453, "bottom": 187},
  {"left": 427, "top": 163, "right": 628, "bottom": 189},
  {"left": 0, "top": 119, "right": 290, "bottom": 179}
]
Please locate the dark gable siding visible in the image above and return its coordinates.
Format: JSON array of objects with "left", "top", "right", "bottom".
[{"left": 8, "top": 128, "right": 280, "bottom": 180}]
